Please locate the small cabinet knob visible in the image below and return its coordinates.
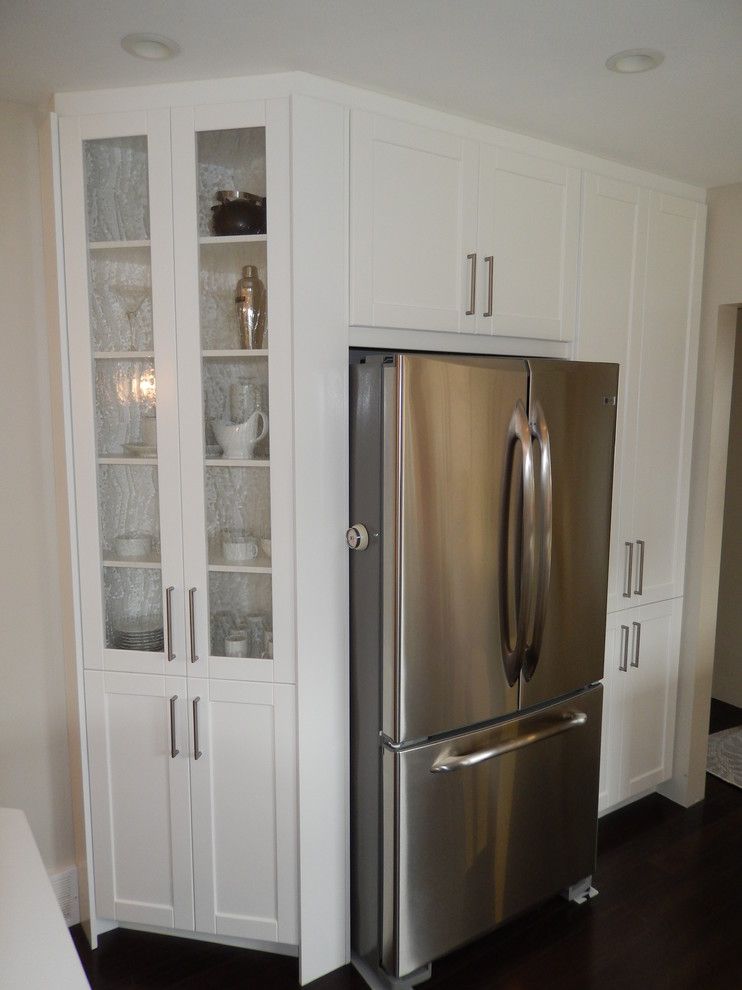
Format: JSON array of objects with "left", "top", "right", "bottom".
[{"left": 346, "top": 524, "right": 369, "bottom": 551}]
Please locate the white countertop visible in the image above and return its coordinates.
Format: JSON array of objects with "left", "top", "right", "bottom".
[{"left": 0, "top": 808, "right": 90, "bottom": 989}]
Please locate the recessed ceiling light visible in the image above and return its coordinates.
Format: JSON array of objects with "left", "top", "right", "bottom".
[
  {"left": 606, "top": 49, "right": 664, "bottom": 74},
  {"left": 121, "top": 33, "right": 180, "bottom": 60}
]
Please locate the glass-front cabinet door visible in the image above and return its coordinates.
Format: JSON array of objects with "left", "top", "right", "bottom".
[
  {"left": 172, "top": 101, "right": 294, "bottom": 685},
  {"left": 60, "top": 110, "right": 187, "bottom": 676}
]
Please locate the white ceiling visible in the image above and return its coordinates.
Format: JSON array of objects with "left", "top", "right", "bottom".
[{"left": 2, "top": 0, "right": 742, "bottom": 188}]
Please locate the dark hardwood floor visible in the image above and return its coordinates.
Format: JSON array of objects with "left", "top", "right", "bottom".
[
  {"left": 709, "top": 696, "right": 742, "bottom": 734},
  {"left": 72, "top": 774, "right": 742, "bottom": 989}
]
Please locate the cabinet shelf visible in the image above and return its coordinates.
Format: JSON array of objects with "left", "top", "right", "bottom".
[
  {"left": 94, "top": 351, "right": 155, "bottom": 360},
  {"left": 200, "top": 235, "right": 267, "bottom": 246},
  {"left": 88, "top": 240, "right": 151, "bottom": 250},
  {"left": 205, "top": 458, "right": 270, "bottom": 468},
  {"left": 102, "top": 557, "right": 162, "bottom": 570},
  {"left": 208, "top": 558, "right": 272, "bottom": 574},
  {"left": 98, "top": 456, "right": 158, "bottom": 466},
  {"left": 202, "top": 349, "right": 268, "bottom": 358}
]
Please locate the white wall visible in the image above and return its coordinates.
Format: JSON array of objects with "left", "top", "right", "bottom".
[
  {"left": 712, "top": 310, "right": 742, "bottom": 708},
  {"left": 664, "top": 182, "right": 742, "bottom": 806},
  {"left": 0, "top": 100, "right": 75, "bottom": 872}
]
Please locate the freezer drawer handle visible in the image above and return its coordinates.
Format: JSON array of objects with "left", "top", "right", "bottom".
[
  {"left": 498, "top": 400, "right": 536, "bottom": 687},
  {"left": 522, "top": 400, "right": 552, "bottom": 681},
  {"left": 430, "top": 710, "right": 587, "bottom": 774}
]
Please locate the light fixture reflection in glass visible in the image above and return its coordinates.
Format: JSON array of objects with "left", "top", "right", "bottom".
[{"left": 119, "top": 366, "right": 157, "bottom": 412}]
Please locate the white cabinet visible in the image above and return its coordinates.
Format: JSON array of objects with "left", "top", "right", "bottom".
[
  {"left": 599, "top": 600, "right": 681, "bottom": 813},
  {"left": 349, "top": 111, "right": 579, "bottom": 340},
  {"left": 350, "top": 113, "right": 477, "bottom": 333},
  {"left": 189, "top": 678, "right": 298, "bottom": 942},
  {"left": 84, "top": 670, "right": 194, "bottom": 929},
  {"left": 59, "top": 100, "right": 297, "bottom": 945},
  {"left": 577, "top": 176, "right": 706, "bottom": 614},
  {"left": 476, "top": 146, "right": 579, "bottom": 339}
]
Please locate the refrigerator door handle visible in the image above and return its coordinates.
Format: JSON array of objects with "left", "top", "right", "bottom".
[
  {"left": 498, "top": 400, "right": 536, "bottom": 687},
  {"left": 522, "top": 400, "right": 552, "bottom": 681},
  {"left": 430, "top": 709, "right": 588, "bottom": 773}
]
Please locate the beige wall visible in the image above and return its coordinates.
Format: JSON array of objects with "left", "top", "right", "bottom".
[
  {"left": 0, "top": 100, "right": 75, "bottom": 872},
  {"left": 663, "top": 183, "right": 742, "bottom": 806},
  {"left": 712, "top": 310, "right": 742, "bottom": 707}
]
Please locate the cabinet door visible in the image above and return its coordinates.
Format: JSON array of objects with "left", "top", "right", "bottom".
[
  {"left": 619, "top": 599, "right": 681, "bottom": 799},
  {"left": 84, "top": 670, "right": 194, "bottom": 929},
  {"left": 576, "top": 175, "right": 649, "bottom": 613},
  {"left": 627, "top": 194, "right": 706, "bottom": 605},
  {"left": 349, "top": 111, "right": 478, "bottom": 332},
  {"left": 59, "top": 111, "right": 187, "bottom": 677},
  {"left": 188, "top": 678, "right": 298, "bottom": 944},
  {"left": 476, "top": 146, "right": 579, "bottom": 340},
  {"left": 171, "top": 100, "right": 295, "bottom": 685}
]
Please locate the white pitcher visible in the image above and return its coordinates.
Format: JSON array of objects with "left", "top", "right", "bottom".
[{"left": 212, "top": 410, "right": 268, "bottom": 459}]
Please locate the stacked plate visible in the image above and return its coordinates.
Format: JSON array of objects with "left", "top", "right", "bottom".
[{"left": 112, "top": 616, "right": 164, "bottom": 652}]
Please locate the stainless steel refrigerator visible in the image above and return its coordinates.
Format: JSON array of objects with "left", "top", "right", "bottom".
[{"left": 349, "top": 351, "right": 618, "bottom": 984}]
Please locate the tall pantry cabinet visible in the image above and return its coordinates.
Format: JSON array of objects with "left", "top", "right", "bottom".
[
  {"left": 576, "top": 174, "right": 706, "bottom": 812},
  {"left": 58, "top": 101, "right": 298, "bottom": 944}
]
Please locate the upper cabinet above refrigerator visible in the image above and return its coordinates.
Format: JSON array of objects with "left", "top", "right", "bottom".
[{"left": 349, "top": 111, "right": 579, "bottom": 342}]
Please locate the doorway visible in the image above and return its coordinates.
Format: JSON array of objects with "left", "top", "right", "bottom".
[{"left": 708, "top": 307, "right": 742, "bottom": 784}]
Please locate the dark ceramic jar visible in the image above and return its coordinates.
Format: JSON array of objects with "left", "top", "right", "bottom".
[{"left": 211, "top": 191, "right": 267, "bottom": 236}]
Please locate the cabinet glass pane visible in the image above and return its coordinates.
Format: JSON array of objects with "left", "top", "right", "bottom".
[
  {"left": 84, "top": 136, "right": 164, "bottom": 653},
  {"left": 195, "top": 127, "right": 273, "bottom": 664}
]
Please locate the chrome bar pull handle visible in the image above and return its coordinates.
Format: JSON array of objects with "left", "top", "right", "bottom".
[
  {"left": 522, "top": 400, "right": 552, "bottom": 681},
  {"left": 188, "top": 587, "right": 199, "bottom": 663},
  {"left": 623, "top": 542, "right": 634, "bottom": 598},
  {"left": 192, "top": 697, "right": 202, "bottom": 760},
  {"left": 635, "top": 540, "right": 645, "bottom": 595},
  {"left": 165, "top": 586, "right": 175, "bottom": 662},
  {"left": 466, "top": 252, "right": 477, "bottom": 315},
  {"left": 498, "top": 400, "right": 536, "bottom": 687},
  {"left": 631, "top": 621, "right": 641, "bottom": 668},
  {"left": 483, "top": 255, "right": 494, "bottom": 317},
  {"left": 431, "top": 710, "right": 587, "bottom": 773},
  {"left": 619, "top": 625, "right": 629, "bottom": 671},
  {"left": 169, "top": 695, "right": 179, "bottom": 758}
]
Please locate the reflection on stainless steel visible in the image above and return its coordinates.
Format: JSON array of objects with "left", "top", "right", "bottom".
[
  {"left": 387, "top": 689, "right": 601, "bottom": 977},
  {"left": 349, "top": 351, "right": 617, "bottom": 983},
  {"left": 397, "top": 354, "right": 526, "bottom": 741}
]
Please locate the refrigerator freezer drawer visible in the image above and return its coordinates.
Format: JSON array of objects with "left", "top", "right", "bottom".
[{"left": 382, "top": 685, "right": 602, "bottom": 978}]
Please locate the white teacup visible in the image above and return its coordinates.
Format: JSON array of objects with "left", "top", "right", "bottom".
[
  {"left": 224, "top": 633, "right": 248, "bottom": 658},
  {"left": 221, "top": 528, "right": 259, "bottom": 562},
  {"left": 115, "top": 532, "right": 153, "bottom": 558}
]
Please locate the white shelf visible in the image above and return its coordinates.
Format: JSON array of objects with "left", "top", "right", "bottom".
[
  {"left": 98, "top": 456, "right": 158, "bottom": 466},
  {"left": 199, "top": 234, "right": 266, "bottom": 245},
  {"left": 202, "top": 349, "right": 268, "bottom": 358},
  {"left": 205, "top": 458, "right": 270, "bottom": 468},
  {"left": 208, "top": 552, "right": 271, "bottom": 574},
  {"left": 94, "top": 351, "right": 155, "bottom": 360},
  {"left": 102, "top": 557, "right": 162, "bottom": 570},
  {"left": 88, "top": 240, "right": 150, "bottom": 250}
]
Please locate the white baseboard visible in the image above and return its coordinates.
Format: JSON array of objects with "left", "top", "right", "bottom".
[{"left": 49, "top": 865, "right": 80, "bottom": 927}]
